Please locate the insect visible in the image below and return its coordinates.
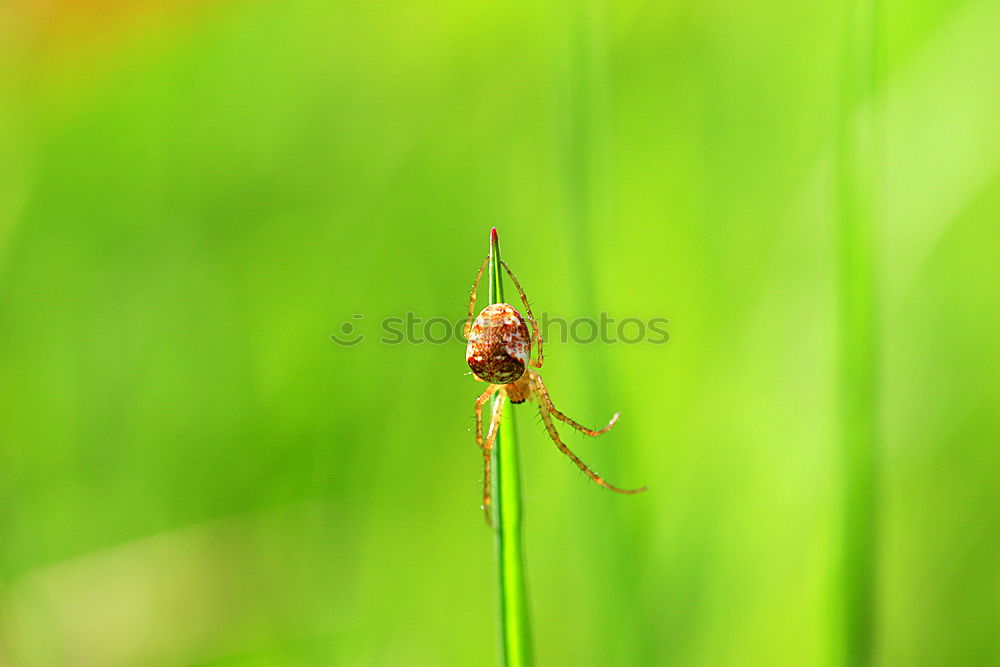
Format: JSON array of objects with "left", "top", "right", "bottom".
[{"left": 465, "top": 238, "right": 647, "bottom": 524}]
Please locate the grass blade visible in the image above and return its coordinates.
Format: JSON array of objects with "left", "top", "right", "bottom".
[{"left": 488, "top": 227, "right": 534, "bottom": 667}]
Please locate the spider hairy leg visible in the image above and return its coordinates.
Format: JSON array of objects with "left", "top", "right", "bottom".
[
  {"left": 530, "top": 371, "right": 619, "bottom": 436},
  {"left": 464, "top": 254, "right": 490, "bottom": 339},
  {"left": 482, "top": 393, "right": 506, "bottom": 526},
  {"left": 532, "top": 377, "right": 647, "bottom": 495},
  {"left": 500, "top": 260, "right": 543, "bottom": 368},
  {"left": 474, "top": 385, "right": 500, "bottom": 449}
]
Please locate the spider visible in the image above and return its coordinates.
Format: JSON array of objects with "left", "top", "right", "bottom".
[{"left": 465, "top": 241, "right": 647, "bottom": 525}]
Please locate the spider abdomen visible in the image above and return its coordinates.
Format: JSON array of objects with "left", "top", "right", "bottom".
[{"left": 466, "top": 303, "right": 531, "bottom": 384}]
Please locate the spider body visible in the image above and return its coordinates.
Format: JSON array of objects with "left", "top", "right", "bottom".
[
  {"left": 465, "top": 247, "right": 647, "bottom": 525},
  {"left": 466, "top": 303, "right": 531, "bottom": 393}
]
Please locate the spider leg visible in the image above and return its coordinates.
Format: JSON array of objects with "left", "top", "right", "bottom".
[
  {"left": 531, "top": 370, "right": 619, "bottom": 436},
  {"left": 532, "top": 377, "right": 646, "bottom": 495},
  {"left": 474, "top": 384, "right": 500, "bottom": 449},
  {"left": 464, "top": 254, "right": 490, "bottom": 339},
  {"left": 500, "top": 260, "right": 543, "bottom": 368},
  {"left": 482, "top": 393, "right": 506, "bottom": 525}
]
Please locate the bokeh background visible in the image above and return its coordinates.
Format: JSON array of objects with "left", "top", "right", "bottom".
[{"left": 1, "top": 0, "right": 999, "bottom": 665}]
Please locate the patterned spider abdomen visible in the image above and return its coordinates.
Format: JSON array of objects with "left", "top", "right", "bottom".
[{"left": 466, "top": 303, "right": 531, "bottom": 384}]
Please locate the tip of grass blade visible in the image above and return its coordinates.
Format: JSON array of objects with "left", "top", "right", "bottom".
[{"left": 489, "top": 227, "right": 504, "bottom": 304}]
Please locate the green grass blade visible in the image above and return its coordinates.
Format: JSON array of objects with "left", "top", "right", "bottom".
[{"left": 488, "top": 227, "right": 534, "bottom": 667}]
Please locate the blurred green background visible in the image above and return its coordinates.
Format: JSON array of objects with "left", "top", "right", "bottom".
[{"left": 1, "top": 0, "right": 999, "bottom": 665}]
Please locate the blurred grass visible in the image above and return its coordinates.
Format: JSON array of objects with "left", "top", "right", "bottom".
[
  {"left": 0, "top": 0, "right": 998, "bottom": 665},
  {"left": 833, "top": 0, "right": 881, "bottom": 663}
]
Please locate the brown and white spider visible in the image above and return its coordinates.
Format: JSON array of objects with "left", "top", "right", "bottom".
[{"left": 465, "top": 236, "right": 647, "bottom": 524}]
